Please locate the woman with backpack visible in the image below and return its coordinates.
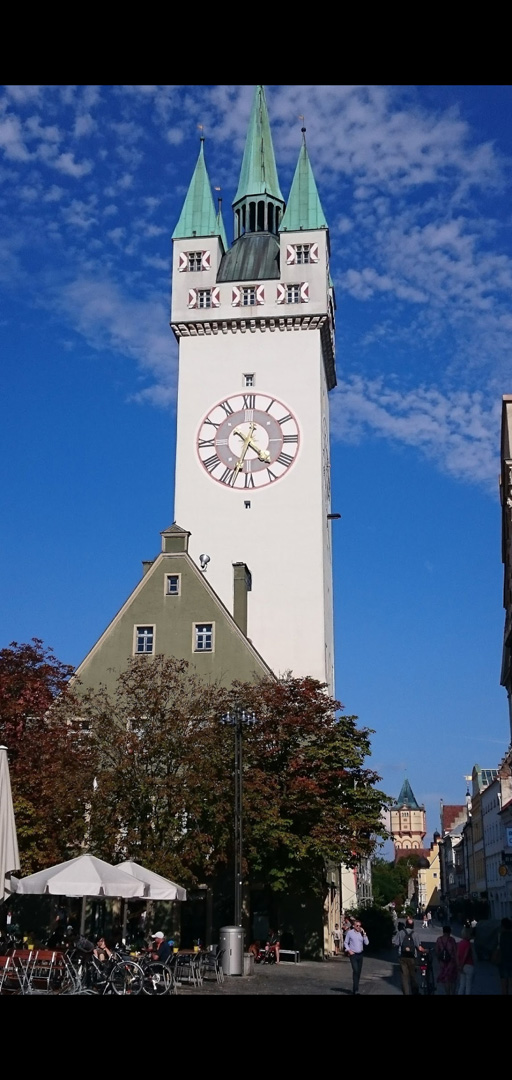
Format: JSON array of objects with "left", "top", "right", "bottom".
[{"left": 435, "top": 925, "right": 458, "bottom": 994}]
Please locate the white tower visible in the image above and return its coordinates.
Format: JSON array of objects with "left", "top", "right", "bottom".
[{"left": 171, "top": 87, "right": 336, "bottom": 691}]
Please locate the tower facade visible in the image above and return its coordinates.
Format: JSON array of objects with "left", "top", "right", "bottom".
[
  {"left": 171, "top": 87, "right": 336, "bottom": 690},
  {"left": 390, "top": 779, "right": 427, "bottom": 860}
]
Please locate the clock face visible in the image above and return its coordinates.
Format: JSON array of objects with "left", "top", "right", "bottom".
[{"left": 197, "top": 392, "right": 300, "bottom": 489}]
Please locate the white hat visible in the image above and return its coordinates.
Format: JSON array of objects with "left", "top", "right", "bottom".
[{"left": 151, "top": 931, "right": 165, "bottom": 940}]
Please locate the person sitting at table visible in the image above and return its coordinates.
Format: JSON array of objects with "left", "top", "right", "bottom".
[
  {"left": 94, "top": 936, "right": 112, "bottom": 963},
  {"left": 150, "top": 931, "right": 172, "bottom": 963}
]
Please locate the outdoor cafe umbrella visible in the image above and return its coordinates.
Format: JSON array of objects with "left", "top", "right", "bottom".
[
  {"left": 0, "top": 746, "right": 20, "bottom": 900},
  {"left": 116, "top": 861, "right": 187, "bottom": 941},
  {"left": 13, "top": 853, "right": 145, "bottom": 933},
  {"left": 116, "top": 861, "right": 187, "bottom": 901}
]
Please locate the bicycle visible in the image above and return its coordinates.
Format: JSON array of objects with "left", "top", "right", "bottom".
[{"left": 63, "top": 948, "right": 144, "bottom": 995}]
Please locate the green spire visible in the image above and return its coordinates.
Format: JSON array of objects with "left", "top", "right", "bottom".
[
  {"left": 234, "top": 85, "right": 284, "bottom": 204},
  {"left": 216, "top": 204, "right": 228, "bottom": 252},
  {"left": 172, "top": 139, "right": 219, "bottom": 240},
  {"left": 396, "top": 778, "right": 420, "bottom": 809},
  {"left": 280, "top": 133, "right": 328, "bottom": 232}
]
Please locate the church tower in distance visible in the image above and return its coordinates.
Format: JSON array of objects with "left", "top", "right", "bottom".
[{"left": 171, "top": 86, "right": 336, "bottom": 691}]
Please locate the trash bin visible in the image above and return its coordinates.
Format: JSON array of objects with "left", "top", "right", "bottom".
[
  {"left": 219, "top": 925, "right": 244, "bottom": 976},
  {"left": 243, "top": 952, "right": 254, "bottom": 976}
]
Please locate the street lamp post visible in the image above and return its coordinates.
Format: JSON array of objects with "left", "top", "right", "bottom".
[{"left": 225, "top": 709, "right": 254, "bottom": 928}]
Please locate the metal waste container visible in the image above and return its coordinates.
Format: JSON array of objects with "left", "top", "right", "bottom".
[{"left": 219, "top": 925, "right": 244, "bottom": 976}]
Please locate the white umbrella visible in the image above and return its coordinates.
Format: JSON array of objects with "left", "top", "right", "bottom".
[
  {"left": 13, "top": 854, "right": 145, "bottom": 898},
  {"left": 116, "top": 860, "right": 187, "bottom": 901},
  {"left": 0, "top": 746, "right": 20, "bottom": 900}
]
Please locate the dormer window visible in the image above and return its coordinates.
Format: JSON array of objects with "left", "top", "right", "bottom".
[
  {"left": 295, "top": 244, "right": 311, "bottom": 264},
  {"left": 188, "top": 251, "right": 203, "bottom": 272},
  {"left": 242, "top": 286, "right": 256, "bottom": 306},
  {"left": 198, "top": 289, "right": 212, "bottom": 308},
  {"left": 286, "top": 284, "right": 300, "bottom": 304}
]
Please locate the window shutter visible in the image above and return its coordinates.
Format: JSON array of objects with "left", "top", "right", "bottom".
[
  {"left": 211, "top": 286, "right": 220, "bottom": 307},
  {"left": 231, "top": 286, "right": 241, "bottom": 307},
  {"left": 187, "top": 289, "right": 198, "bottom": 308},
  {"left": 286, "top": 245, "right": 296, "bottom": 265},
  {"left": 310, "top": 244, "right": 319, "bottom": 263},
  {"left": 201, "top": 250, "right": 211, "bottom": 270},
  {"left": 178, "top": 252, "right": 188, "bottom": 272},
  {"left": 256, "top": 285, "right": 265, "bottom": 305},
  {"left": 276, "top": 283, "right": 286, "bottom": 304},
  {"left": 300, "top": 282, "right": 309, "bottom": 303}
]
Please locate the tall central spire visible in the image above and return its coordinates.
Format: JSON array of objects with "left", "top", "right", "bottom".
[{"left": 233, "top": 85, "right": 285, "bottom": 238}]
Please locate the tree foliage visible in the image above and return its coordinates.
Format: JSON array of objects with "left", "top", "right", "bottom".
[
  {"left": 0, "top": 640, "right": 96, "bottom": 874},
  {"left": 82, "top": 659, "right": 388, "bottom": 896},
  {"left": 1, "top": 642, "right": 389, "bottom": 898}
]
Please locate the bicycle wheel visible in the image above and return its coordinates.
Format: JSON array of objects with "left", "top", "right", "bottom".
[
  {"left": 142, "top": 962, "right": 172, "bottom": 996},
  {"left": 109, "top": 959, "right": 143, "bottom": 996}
]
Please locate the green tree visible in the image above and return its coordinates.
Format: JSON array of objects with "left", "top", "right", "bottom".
[{"left": 231, "top": 675, "right": 389, "bottom": 895}]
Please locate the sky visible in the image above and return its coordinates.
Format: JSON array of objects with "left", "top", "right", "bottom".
[{"left": 1, "top": 84, "right": 511, "bottom": 854}]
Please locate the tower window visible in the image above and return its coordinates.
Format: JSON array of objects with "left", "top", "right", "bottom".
[
  {"left": 194, "top": 623, "right": 214, "bottom": 652},
  {"left": 295, "top": 244, "right": 311, "bottom": 264},
  {"left": 135, "top": 626, "right": 154, "bottom": 654},
  {"left": 243, "top": 373, "right": 255, "bottom": 387},
  {"left": 188, "top": 252, "right": 203, "bottom": 272},
  {"left": 165, "top": 574, "right": 180, "bottom": 596},
  {"left": 242, "top": 286, "right": 256, "bottom": 306},
  {"left": 286, "top": 284, "right": 301, "bottom": 304},
  {"left": 197, "top": 289, "right": 212, "bottom": 308}
]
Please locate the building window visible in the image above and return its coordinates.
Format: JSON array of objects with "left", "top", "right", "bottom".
[
  {"left": 165, "top": 574, "right": 180, "bottom": 596},
  {"left": 243, "top": 373, "right": 255, "bottom": 387},
  {"left": 135, "top": 626, "right": 154, "bottom": 654},
  {"left": 194, "top": 623, "right": 214, "bottom": 652},
  {"left": 188, "top": 251, "right": 203, "bottom": 272},
  {"left": 286, "top": 284, "right": 300, "bottom": 304},
  {"left": 295, "top": 244, "right": 311, "bottom": 264},
  {"left": 242, "top": 286, "right": 256, "bottom": 306},
  {"left": 197, "top": 289, "right": 212, "bottom": 308}
]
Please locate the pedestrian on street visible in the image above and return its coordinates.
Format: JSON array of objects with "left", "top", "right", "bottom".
[
  {"left": 422, "top": 911, "right": 428, "bottom": 929},
  {"left": 426, "top": 911, "right": 432, "bottom": 928},
  {"left": 343, "top": 919, "right": 369, "bottom": 994},
  {"left": 435, "top": 925, "right": 458, "bottom": 995},
  {"left": 456, "top": 927, "right": 475, "bottom": 995},
  {"left": 332, "top": 923, "right": 342, "bottom": 956},
  {"left": 395, "top": 916, "right": 426, "bottom": 995}
]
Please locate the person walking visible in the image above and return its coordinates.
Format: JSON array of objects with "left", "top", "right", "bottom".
[
  {"left": 343, "top": 919, "right": 369, "bottom": 994},
  {"left": 456, "top": 927, "right": 475, "bottom": 995},
  {"left": 395, "top": 916, "right": 426, "bottom": 995},
  {"left": 435, "top": 925, "right": 458, "bottom": 994},
  {"left": 426, "top": 911, "right": 432, "bottom": 928},
  {"left": 332, "top": 923, "right": 342, "bottom": 956},
  {"left": 422, "top": 911, "right": 428, "bottom": 929}
]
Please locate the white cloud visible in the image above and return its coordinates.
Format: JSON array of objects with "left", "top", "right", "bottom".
[
  {"left": 331, "top": 377, "right": 500, "bottom": 488},
  {"left": 53, "top": 152, "right": 92, "bottom": 178}
]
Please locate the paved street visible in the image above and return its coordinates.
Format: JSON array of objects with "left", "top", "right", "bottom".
[{"left": 182, "top": 921, "right": 500, "bottom": 995}]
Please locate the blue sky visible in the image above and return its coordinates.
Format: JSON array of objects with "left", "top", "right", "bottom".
[{"left": 1, "top": 85, "right": 511, "bottom": 851}]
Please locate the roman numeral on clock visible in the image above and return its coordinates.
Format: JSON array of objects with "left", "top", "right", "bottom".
[
  {"left": 242, "top": 394, "right": 255, "bottom": 409},
  {"left": 277, "top": 452, "right": 294, "bottom": 467},
  {"left": 220, "top": 467, "right": 235, "bottom": 485},
  {"left": 203, "top": 454, "right": 221, "bottom": 473},
  {"left": 283, "top": 434, "right": 298, "bottom": 444},
  {"left": 219, "top": 399, "right": 234, "bottom": 415}
]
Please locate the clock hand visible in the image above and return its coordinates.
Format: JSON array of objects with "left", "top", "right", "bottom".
[
  {"left": 233, "top": 423, "right": 255, "bottom": 479},
  {"left": 233, "top": 426, "right": 271, "bottom": 463}
]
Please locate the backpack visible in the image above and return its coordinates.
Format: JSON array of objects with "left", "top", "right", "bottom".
[{"left": 401, "top": 929, "right": 415, "bottom": 958}]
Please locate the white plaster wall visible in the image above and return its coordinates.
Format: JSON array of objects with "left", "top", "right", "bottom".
[{"left": 173, "top": 325, "right": 334, "bottom": 688}]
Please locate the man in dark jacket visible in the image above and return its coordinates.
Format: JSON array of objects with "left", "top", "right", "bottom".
[{"left": 395, "top": 916, "right": 426, "bottom": 995}]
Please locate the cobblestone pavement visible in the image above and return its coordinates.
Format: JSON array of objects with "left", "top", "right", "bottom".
[{"left": 180, "top": 921, "right": 500, "bottom": 996}]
